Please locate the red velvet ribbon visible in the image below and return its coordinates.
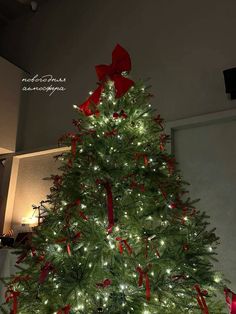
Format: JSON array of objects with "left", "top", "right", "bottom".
[
  {"left": 154, "top": 114, "right": 164, "bottom": 130},
  {"left": 104, "top": 129, "right": 118, "bottom": 137},
  {"left": 96, "top": 180, "right": 114, "bottom": 233},
  {"left": 224, "top": 288, "right": 236, "bottom": 314},
  {"left": 113, "top": 110, "right": 127, "bottom": 119},
  {"left": 194, "top": 284, "right": 209, "bottom": 314},
  {"left": 116, "top": 237, "right": 132, "bottom": 255},
  {"left": 130, "top": 180, "right": 145, "bottom": 193},
  {"left": 163, "top": 156, "right": 175, "bottom": 175},
  {"left": 56, "top": 232, "right": 81, "bottom": 256},
  {"left": 79, "top": 44, "right": 134, "bottom": 116},
  {"left": 52, "top": 175, "right": 62, "bottom": 188},
  {"left": 5, "top": 289, "right": 20, "bottom": 314},
  {"left": 96, "top": 279, "right": 112, "bottom": 288},
  {"left": 16, "top": 248, "right": 36, "bottom": 264},
  {"left": 12, "top": 275, "right": 31, "bottom": 284},
  {"left": 135, "top": 153, "right": 149, "bottom": 166},
  {"left": 57, "top": 304, "right": 71, "bottom": 314},
  {"left": 39, "top": 261, "right": 54, "bottom": 284},
  {"left": 136, "top": 266, "right": 151, "bottom": 301},
  {"left": 159, "top": 134, "right": 168, "bottom": 151},
  {"left": 79, "top": 211, "right": 88, "bottom": 221}
]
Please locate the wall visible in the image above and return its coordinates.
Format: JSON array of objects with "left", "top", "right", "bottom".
[
  {"left": 0, "top": 57, "right": 22, "bottom": 153},
  {"left": 2, "top": 148, "right": 67, "bottom": 234},
  {"left": 168, "top": 111, "right": 236, "bottom": 290},
  {"left": 0, "top": 0, "right": 235, "bottom": 151}
]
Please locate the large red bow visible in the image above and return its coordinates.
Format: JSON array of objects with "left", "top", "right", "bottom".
[
  {"left": 225, "top": 288, "right": 236, "bottom": 314},
  {"left": 79, "top": 44, "right": 134, "bottom": 116}
]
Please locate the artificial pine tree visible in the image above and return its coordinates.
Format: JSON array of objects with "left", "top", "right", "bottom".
[{"left": 1, "top": 44, "right": 235, "bottom": 314}]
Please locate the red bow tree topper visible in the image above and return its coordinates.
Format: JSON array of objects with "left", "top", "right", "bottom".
[{"left": 79, "top": 44, "right": 134, "bottom": 116}]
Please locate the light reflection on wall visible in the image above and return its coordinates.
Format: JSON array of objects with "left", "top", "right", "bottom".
[{"left": 4, "top": 147, "right": 68, "bottom": 234}]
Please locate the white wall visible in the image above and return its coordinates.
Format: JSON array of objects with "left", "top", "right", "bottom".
[
  {"left": 0, "top": 57, "right": 22, "bottom": 153},
  {"left": 169, "top": 111, "right": 236, "bottom": 291},
  {"left": 0, "top": 0, "right": 235, "bottom": 151}
]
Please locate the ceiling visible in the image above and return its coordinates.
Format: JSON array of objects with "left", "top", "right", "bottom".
[{"left": 0, "top": 0, "right": 48, "bottom": 27}]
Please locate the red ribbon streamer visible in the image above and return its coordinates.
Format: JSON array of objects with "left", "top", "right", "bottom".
[
  {"left": 116, "top": 237, "right": 132, "bottom": 255},
  {"left": 96, "top": 279, "right": 112, "bottom": 288},
  {"left": 39, "top": 261, "right": 54, "bottom": 284},
  {"left": 194, "top": 284, "right": 209, "bottom": 314},
  {"left": 57, "top": 304, "right": 71, "bottom": 314},
  {"left": 154, "top": 114, "right": 164, "bottom": 130},
  {"left": 5, "top": 289, "right": 20, "bottom": 314},
  {"left": 79, "top": 44, "right": 134, "bottom": 116},
  {"left": 96, "top": 180, "right": 114, "bottom": 233},
  {"left": 136, "top": 266, "right": 151, "bottom": 301},
  {"left": 135, "top": 153, "right": 149, "bottom": 166},
  {"left": 225, "top": 288, "right": 236, "bottom": 314},
  {"left": 104, "top": 182, "right": 114, "bottom": 233}
]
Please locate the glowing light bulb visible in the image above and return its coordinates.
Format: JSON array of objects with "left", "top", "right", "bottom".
[
  {"left": 214, "top": 274, "right": 221, "bottom": 283},
  {"left": 160, "top": 240, "right": 165, "bottom": 246},
  {"left": 44, "top": 300, "right": 48, "bottom": 305},
  {"left": 166, "top": 269, "right": 171, "bottom": 274},
  {"left": 73, "top": 104, "right": 78, "bottom": 109}
]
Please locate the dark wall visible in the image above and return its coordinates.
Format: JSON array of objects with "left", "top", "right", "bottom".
[{"left": 0, "top": 0, "right": 236, "bottom": 151}]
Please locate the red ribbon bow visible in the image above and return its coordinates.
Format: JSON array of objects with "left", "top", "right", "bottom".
[
  {"left": 57, "top": 304, "right": 71, "bottom": 314},
  {"left": 39, "top": 261, "right": 54, "bottom": 284},
  {"left": 194, "top": 284, "right": 209, "bottom": 314},
  {"left": 113, "top": 110, "right": 128, "bottom": 119},
  {"left": 56, "top": 232, "right": 81, "bottom": 256},
  {"left": 96, "top": 279, "right": 112, "bottom": 288},
  {"left": 79, "top": 44, "right": 134, "bottom": 116},
  {"left": 136, "top": 266, "right": 151, "bottom": 301},
  {"left": 116, "top": 237, "right": 132, "bottom": 255},
  {"left": 5, "top": 288, "right": 20, "bottom": 314},
  {"left": 224, "top": 288, "right": 236, "bottom": 314}
]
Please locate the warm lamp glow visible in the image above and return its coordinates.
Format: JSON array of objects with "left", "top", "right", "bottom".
[{"left": 21, "top": 216, "right": 38, "bottom": 227}]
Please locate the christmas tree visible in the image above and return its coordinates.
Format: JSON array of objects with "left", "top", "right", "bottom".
[{"left": 1, "top": 44, "right": 235, "bottom": 314}]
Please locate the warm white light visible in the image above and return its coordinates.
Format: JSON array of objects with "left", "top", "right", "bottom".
[
  {"left": 214, "top": 274, "right": 221, "bottom": 283},
  {"left": 160, "top": 240, "right": 165, "bottom": 246}
]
